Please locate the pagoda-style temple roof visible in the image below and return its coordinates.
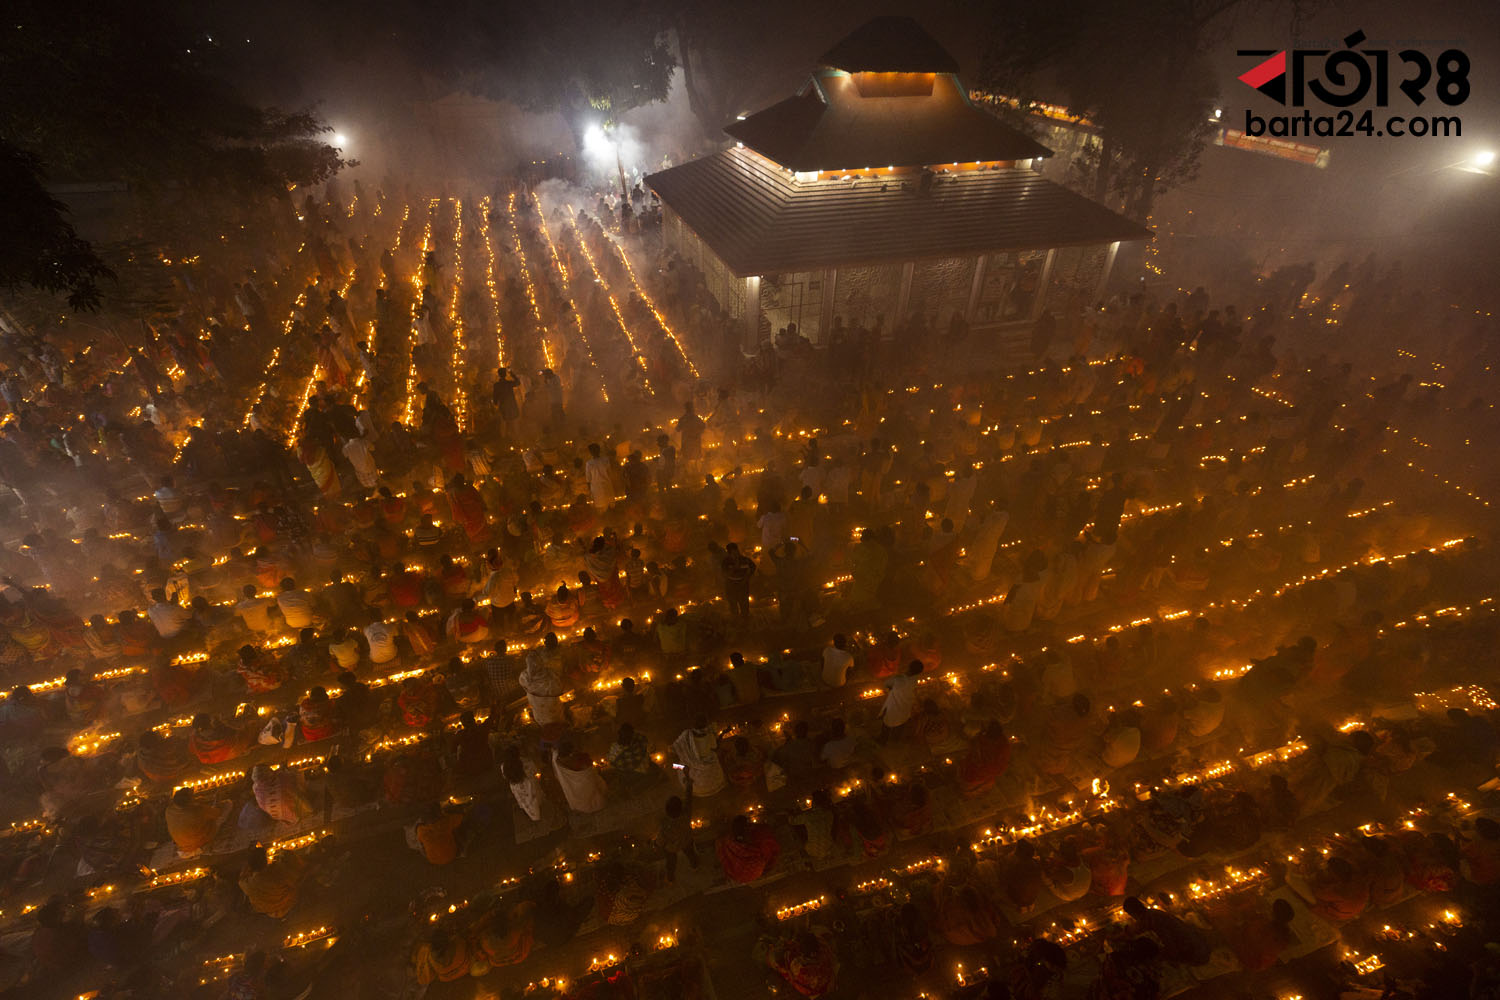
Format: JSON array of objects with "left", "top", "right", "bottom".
[
  {"left": 648, "top": 146, "right": 1151, "bottom": 277},
  {"left": 816, "top": 15, "right": 961, "bottom": 74},
  {"left": 724, "top": 73, "right": 1051, "bottom": 173}
]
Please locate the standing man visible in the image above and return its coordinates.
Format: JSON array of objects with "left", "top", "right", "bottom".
[{"left": 720, "top": 542, "right": 756, "bottom": 619}]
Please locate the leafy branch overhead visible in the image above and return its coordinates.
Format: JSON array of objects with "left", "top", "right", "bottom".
[
  {"left": 0, "top": 0, "right": 349, "bottom": 309},
  {"left": 975, "top": 0, "right": 1242, "bottom": 221}
]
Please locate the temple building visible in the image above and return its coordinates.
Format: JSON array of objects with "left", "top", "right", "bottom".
[{"left": 646, "top": 16, "right": 1151, "bottom": 346}]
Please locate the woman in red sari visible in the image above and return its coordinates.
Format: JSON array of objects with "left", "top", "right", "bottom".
[
  {"left": 716, "top": 814, "right": 780, "bottom": 884},
  {"left": 398, "top": 676, "right": 441, "bottom": 729},
  {"left": 766, "top": 929, "right": 838, "bottom": 999},
  {"left": 719, "top": 736, "right": 765, "bottom": 792},
  {"left": 298, "top": 440, "right": 340, "bottom": 499},
  {"left": 933, "top": 874, "right": 1003, "bottom": 946},
  {"left": 446, "top": 473, "right": 489, "bottom": 543},
  {"left": 298, "top": 687, "right": 339, "bottom": 742},
  {"left": 546, "top": 585, "right": 581, "bottom": 631},
  {"left": 377, "top": 486, "right": 408, "bottom": 527},
  {"left": 235, "top": 645, "right": 284, "bottom": 694},
  {"left": 188, "top": 714, "right": 255, "bottom": 765},
  {"left": 866, "top": 631, "right": 902, "bottom": 679},
  {"left": 957, "top": 721, "right": 1012, "bottom": 797},
  {"left": 584, "top": 536, "right": 625, "bottom": 610}
]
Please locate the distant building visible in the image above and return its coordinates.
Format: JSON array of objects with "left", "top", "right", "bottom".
[{"left": 647, "top": 16, "right": 1150, "bottom": 345}]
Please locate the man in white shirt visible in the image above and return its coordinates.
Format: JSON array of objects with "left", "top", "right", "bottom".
[
  {"left": 879, "top": 660, "right": 924, "bottom": 742},
  {"left": 276, "top": 578, "right": 321, "bottom": 630},
  {"left": 821, "top": 633, "right": 855, "bottom": 687},
  {"left": 584, "top": 443, "right": 614, "bottom": 511},
  {"left": 154, "top": 477, "right": 187, "bottom": 523},
  {"left": 363, "top": 615, "right": 398, "bottom": 664},
  {"left": 147, "top": 587, "right": 192, "bottom": 639},
  {"left": 342, "top": 434, "right": 379, "bottom": 490},
  {"left": 520, "top": 633, "right": 566, "bottom": 726},
  {"left": 235, "top": 584, "right": 279, "bottom": 635},
  {"left": 757, "top": 500, "right": 787, "bottom": 551}
]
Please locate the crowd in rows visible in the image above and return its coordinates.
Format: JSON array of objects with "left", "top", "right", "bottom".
[{"left": 0, "top": 179, "right": 1492, "bottom": 1000}]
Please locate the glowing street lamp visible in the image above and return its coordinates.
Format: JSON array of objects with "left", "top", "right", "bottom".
[{"left": 582, "top": 121, "right": 629, "bottom": 202}]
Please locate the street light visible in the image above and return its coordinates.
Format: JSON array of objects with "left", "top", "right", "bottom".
[
  {"left": 1472, "top": 150, "right": 1497, "bottom": 170},
  {"left": 331, "top": 131, "right": 349, "bottom": 148}
]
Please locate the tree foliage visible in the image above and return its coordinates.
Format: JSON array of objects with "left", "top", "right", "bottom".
[
  {"left": 975, "top": 0, "right": 1241, "bottom": 221},
  {"left": 0, "top": 0, "right": 347, "bottom": 309},
  {"left": 359, "top": 0, "right": 677, "bottom": 139}
]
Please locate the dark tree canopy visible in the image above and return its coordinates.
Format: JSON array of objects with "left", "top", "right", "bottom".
[
  {"left": 350, "top": 0, "right": 676, "bottom": 140},
  {"left": 0, "top": 0, "right": 348, "bottom": 309},
  {"left": 976, "top": 0, "right": 1239, "bottom": 221}
]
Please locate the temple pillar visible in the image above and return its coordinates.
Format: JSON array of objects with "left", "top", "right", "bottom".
[
  {"left": 1094, "top": 241, "right": 1122, "bottom": 302},
  {"left": 1032, "top": 249, "right": 1058, "bottom": 321},
  {"left": 820, "top": 268, "right": 838, "bottom": 341},
  {"left": 896, "top": 261, "right": 914, "bottom": 329},
  {"left": 966, "top": 254, "right": 987, "bottom": 321},
  {"left": 745, "top": 275, "right": 762, "bottom": 347}
]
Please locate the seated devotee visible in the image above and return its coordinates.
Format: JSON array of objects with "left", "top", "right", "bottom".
[
  {"left": 397, "top": 675, "right": 444, "bottom": 729},
  {"left": 30, "top": 898, "right": 85, "bottom": 976},
  {"left": 188, "top": 713, "right": 255, "bottom": 765},
  {"left": 298, "top": 686, "right": 339, "bottom": 742},
  {"left": 1123, "top": 895, "right": 1212, "bottom": 966},
  {"left": 477, "top": 900, "right": 537, "bottom": 968},
  {"left": 1305, "top": 855, "right": 1371, "bottom": 922},
  {"left": 1043, "top": 839, "right": 1093, "bottom": 903},
  {"left": 363, "top": 612, "right": 399, "bottom": 665},
  {"left": 1035, "top": 693, "right": 1095, "bottom": 778},
  {"left": 445, "top": 598, "right": 490, "bottom": 644},
  {"left": 1180, "top": 790, "right": 1262, "bottom": 857},
  {"left": 238, "top": 845, "right": 306, "bottom": 919},
  {"left": 413, "top": 802, "right": 467, "bottom": 865},
  {"left": 764, "top": 928, "right": 838, "bottom": 999},
  {"left": 934, "top": 861, "right": 1004, "bottom": 945},
  {"left": 957, "top": 720, "right": 1011, "bottom": 797},
  {"left": 323, "top": 754, "right": 377, "bottom": 814},
  {"left": 449, "top": 711, "right": 495, "bottom": 779},
  {"left": 1209, "top": 896, "right": 1298, "bottom": 972},
  {"left": 412, "top": 927, "right": 470, "bottom": 985},
  {"left": 1462, "top": 816, "right": 1500, "bottom": 887},
  {"left": 275, "top": 577, "right": 322, "bottom": 630},
  {"left": 62, "top": 669, "right": 107, "bottom": 726},
  {"left": 772, "top": 720, "right": 820, "bottom": 791},
  {"left": 595, "top": 858, "right": 656, "bottom": 925},
  {"left": 235, "top": 644, "right": 285, "bottom": 694},
  {"left": 717, "top": 813, "right": 780, "bottom": 884},
  {"left": 1001, "top": 840, "right": 1045, "bottom": 913},
  {"left": 502, "top": 746, "right": 546, "bottom": 823},
  {"left": 1081, "top": 823, "right": 1131, "bottom": 898},
  {"left": 251, "top": 764, "right": 312, "bottom": 825},
  {"left": 821, "top": 633, "right": 855, "bottom": 688},
  {"left": 1100, "top": 709, "right": 1143, "bottom": 769},
  {"left": 603, "top": 722, "right": 653, "bottom": 786},
  {"left": 890, "top": 783, "right": 933, "bottom": 838},
  {"left": 134, "top": 730, "right": 191, "bottom": 786},
  {"left": 672, "top": 717, "right": 727, "bottom": 796},
  {"left": 552, "top": 739, "right": 608, "bottom": 814},
  {"left": 165, "top": 786, "right": 228, "bottom": 858},
  {"left": 848, "top": 789, "right": 890, "bottom": 858},
  {"left": 519, "top": 633, "right": 567, "bottom": 727},
  {"left": 1395, "top": 829, "right": 1459, "bottom": 893},
  {"left": 789, "top": 790, "right": 837, "bottom": 862},
  {"left": 720, "top": 734, "right": 765, "bottom": 792}
]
